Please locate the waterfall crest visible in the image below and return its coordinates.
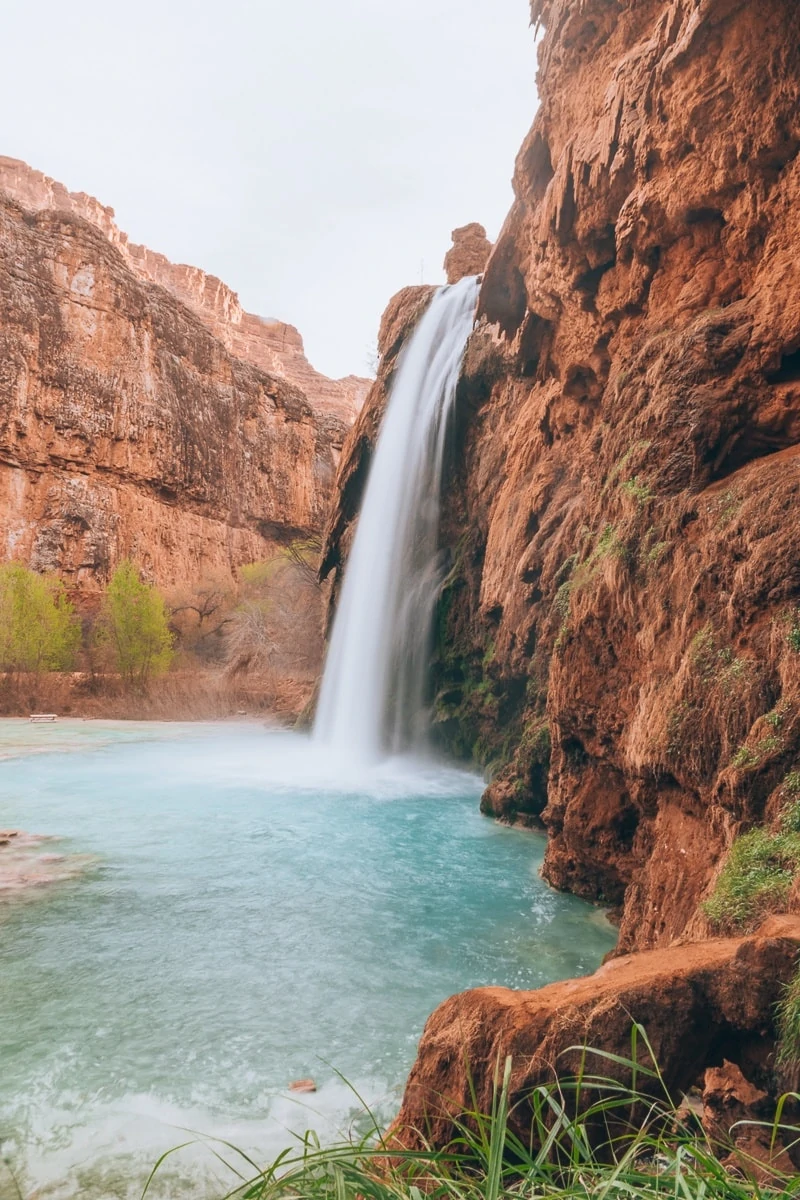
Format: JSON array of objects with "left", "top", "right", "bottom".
[{"left": 314, "top": 276, "right": 480, "bottom": 760}]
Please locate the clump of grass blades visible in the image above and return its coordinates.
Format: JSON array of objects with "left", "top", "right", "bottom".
[
  {"left": 704, "top": 828, "right": 800, "bottom": 934},
  {"left": 777, "top": 962, "right": 800, "bottom": 1088},
  {"left": 143, "top": 1031, "right": 800, "bottom": 1200}
]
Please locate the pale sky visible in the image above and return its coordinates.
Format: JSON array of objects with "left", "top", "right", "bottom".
[{"left": 1, "top": 1, "right": 537, "bottom": 380}]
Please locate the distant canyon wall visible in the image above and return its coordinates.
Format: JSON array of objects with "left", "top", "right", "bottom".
[
  {"left": 0, "top": 158, "right": 369, "bottom": 600},
  {"left": 322, "top": 0, "right": 800, "bottom": 954}
]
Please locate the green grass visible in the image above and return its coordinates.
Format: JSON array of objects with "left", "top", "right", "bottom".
[
  {"left": 142, "top": 1034, "right": 800, "bottom": 1200},
  {"left": 704, "top": 829, "right": 800, "bottom": 933},
  {"left": 777, "top": 962, "right": 800, "bottom": 1088}
]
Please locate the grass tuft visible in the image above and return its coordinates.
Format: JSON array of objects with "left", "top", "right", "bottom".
[
  {"left": 776, "top": 961, "right": 800, "bottom": 1088},
  {"left": 704, "top": 829, "right": 800, "bottom": 933},
  {"left": 142, "top": 1035, "right": 800, "bottom": 1199}
]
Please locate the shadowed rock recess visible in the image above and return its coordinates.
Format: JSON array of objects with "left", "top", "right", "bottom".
[{"left": 322, "top": 0, "right": 800, "bottom": 962}]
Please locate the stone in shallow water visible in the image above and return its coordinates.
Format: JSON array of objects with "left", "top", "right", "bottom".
[{"left": 0, "top": 830, "right": 91, "bottom": 894}]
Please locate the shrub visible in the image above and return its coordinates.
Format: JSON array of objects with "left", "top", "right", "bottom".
[
  {"left": 96, "top": 560, "right": 173, "bottom": 687},
  {"left": 704, "top": 828, "right": 800, "bottom": 933},
  {"left": 0, "top": 562, "right": 79, "bottom": 672},
  {"left": 225, "top": 545, "right": 323, "bottom": 682}
]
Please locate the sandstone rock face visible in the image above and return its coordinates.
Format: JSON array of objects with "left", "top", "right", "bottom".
[
  {"left": 443, "top": 223, "right": 493, "bottom": 285},
  {"left": 0, "top": 165, "right": 365, "bottom": 599},
  {"left": 325, "top": 0, "right": 800, "bottom": 954},
  {"left": 394, "top": 915, "right": 800, "bottom": 1159},
  {"left": 0, "top": 158, "right": 370, "bottom": 425}
]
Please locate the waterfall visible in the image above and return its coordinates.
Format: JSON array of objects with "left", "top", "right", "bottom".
[{"left": 314, "top": 275, "right": 480, "bottom": 760}]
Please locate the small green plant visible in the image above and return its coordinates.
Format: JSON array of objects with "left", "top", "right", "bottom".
[
  {"left": 96, "top": 560, "right": 174, "bottom": 688},
  {"left": 603, "top": 439, "right": 652, "bottom": 493},
  {"left": 731, "top": 734, "right": 782, "bottom": 771},
  {"left": 643, "top": 538, "right": 668, "bottom": 567},
  {"left": 621, "top": 475, "right": 655, "bottom": 507},
  {"left": 782, "top": 802, "right": 800, "bottom": 834},
  {"left": 594, "top": 523, "right": 627, "bottom": 560},
  {"left": 0, "top": 562, "right": 79, "bottom": 672},
  {"left": 689, "top": 627, "right": 749, "bottom": 693},
  {"left": 715, "top": 487, "right": 742, "bottom": 527},
  {"left": 766, "top": 708, "right": 785, "bottom": 730},
  {"left": 786, "top": 608, "right": 800, "bottom": 653},
  {"left": 704, "top": 828, "right": 800, "bottom": 933},
  {"left": 784, "top": 770, "right": 800, "bottom": 797},
  {"left": 731, "top": 745, "right": 758, "bottom": 770}
]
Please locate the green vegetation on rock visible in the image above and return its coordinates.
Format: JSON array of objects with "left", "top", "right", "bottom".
[
  {"left": 776, "top": 961, "right": 800, "bottom": 1088},
  {"left": 704, "top": 828, "right": 800, "bottom": 934}
]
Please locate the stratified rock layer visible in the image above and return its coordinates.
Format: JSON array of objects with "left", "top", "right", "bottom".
[
  {"left": 323, "top": 0, "right": 800, "bottom": 954},
  {"left": 0, "top": 163, "right": 366, "bottom": 597},
  {"left": 0, "top": 158, "right": 370, "bottom": 424}
]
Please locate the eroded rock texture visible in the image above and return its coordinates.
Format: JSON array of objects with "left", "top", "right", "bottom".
[
  {"left": 444, "top": 224, "right": 493, "bottom": 285},
  {"left": 323, "top": 0, "right": 800, "bottom": 953},
  {"left": 0, "top": 161, "right": 367, "bottom": 598}
]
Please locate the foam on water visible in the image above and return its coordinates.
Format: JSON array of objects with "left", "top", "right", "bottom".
[{"left": 0, "top": 722, "right": 616, "bottom": 1198}]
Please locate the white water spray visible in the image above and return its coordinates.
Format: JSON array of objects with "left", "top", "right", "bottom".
[{"left": 314, "top": 275, "right": 480, "bottom": 760}]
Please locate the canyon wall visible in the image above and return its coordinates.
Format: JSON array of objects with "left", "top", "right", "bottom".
[
  {"left": 322, "top": 0, "right": 800, "bottom": 954},
  {"left": 0, "top": 160, "right": 368, "bottom": 600}
]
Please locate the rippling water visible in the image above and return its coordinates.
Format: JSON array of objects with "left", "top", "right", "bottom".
[{"left": 0, "top": 721, "right": 616, "bottom": 1199}]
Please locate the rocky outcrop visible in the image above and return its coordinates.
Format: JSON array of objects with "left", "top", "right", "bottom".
[
  {"left": 324, "top": 0, "right": 800, "bottom": 954},
  {"left": 394, "top": 914, "right": 800, "bottom": 1167},
  {"left": 444, "top": 224, "right": 493, "bottom": 285},
  {"left": 0, "top": 164, "right": 366, "bottom": 599}
]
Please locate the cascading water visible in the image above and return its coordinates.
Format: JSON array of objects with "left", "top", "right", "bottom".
[{"left": 314, "top": 275, "right": 480, "bottom": 760}]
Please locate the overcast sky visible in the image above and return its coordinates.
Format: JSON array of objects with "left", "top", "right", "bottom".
[{"left": 1, "top": 1, "right": 537, "bottom": 380}]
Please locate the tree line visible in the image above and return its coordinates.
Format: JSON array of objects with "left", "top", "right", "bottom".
[
  {"left": 0, "top": 541, "right": 323, "bottom": 694},
  {"left": 0, "top": 560, "right": 174, "bottom": 688}
]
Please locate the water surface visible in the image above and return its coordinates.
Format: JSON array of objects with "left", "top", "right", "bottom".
[{"left": 0, "top": 721, "right": 615, "bottom": 1198}]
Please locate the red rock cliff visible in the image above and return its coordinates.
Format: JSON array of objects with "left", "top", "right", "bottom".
[
  {"left": 322, "top": 0, "right": 800, "bottom": 955},
  {"left": 0, "top": 161, "right": 368, "bottom": 597}
]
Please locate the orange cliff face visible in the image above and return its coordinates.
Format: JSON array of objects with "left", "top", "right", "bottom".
[
  {"left": 0, "top": 158, "right": 369, "bottom": 598},
  {"left": 321, "top": 0, "right": 800, "bottom": 954}
]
